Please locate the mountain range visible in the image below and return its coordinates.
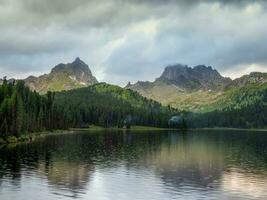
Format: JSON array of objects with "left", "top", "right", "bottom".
[
  {"left": 126, "top": 64, "right": 267, "bottom": 112},
  {"left": 1, "top": 58, "right": 266, "bottom": 113}
]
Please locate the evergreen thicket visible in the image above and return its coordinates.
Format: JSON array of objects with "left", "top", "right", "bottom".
[
  {"left": 52, "top": 83, "right": 174, "bottom": 129},
  {"left": 0, "top": 79, "right": 55, "bottom": 137},
  {"left": 185, "top": 83, "right": 267, "bottom": 128},
  {"left": 0, "top": 80, "right": 175, "bottom": 137},
  {"left": 0, "top": 78, "right": 266, "bottom": 138}
]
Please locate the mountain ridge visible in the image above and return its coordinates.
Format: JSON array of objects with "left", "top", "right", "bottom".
[
  {"left": 156, "top": 64, "right": 232, "bottom": 91},
  {"left": 126, "top": 64, "right": 267, "bottom": 112},
  {"left": 1, "top": 59, "right": 266, "bottom": 113},
  {"left": 24, "top": 57, "right": 98, "bottom": 94}
]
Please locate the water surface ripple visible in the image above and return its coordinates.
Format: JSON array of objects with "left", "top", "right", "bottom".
[{"left": 0, "top": 130, "right": 267, "bottom": 200}]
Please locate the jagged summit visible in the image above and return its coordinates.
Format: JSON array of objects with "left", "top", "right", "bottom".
[
  {"left": 157, "top": 64, "right": 231, "bottom": 91},
  {"left": 24, "top": 58, "right": 98, "bottom": 94},
  {"left": 50, "top": 58, "right": 97, "bottom": 83},
  {"left": 126, "top": 63, "right": 234, "bottom": 111},
  {"left": 52, "top": 58, "right": 90, "bottom": 72},
  {"left": 74, "top": 57, "right": 81, "bottom": 62}
]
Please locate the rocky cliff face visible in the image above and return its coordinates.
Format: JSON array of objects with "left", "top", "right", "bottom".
[
  {"left": 24, "top": 57, "right": 98, "bottom": 94},
  {"left": 157, "top": 64, "right": 231, "bottom": 91},
  {"left": 127, "top": 64, "right": 267, "bottom": 112},
  {"left": 50, "top": 57, "right": 97, "bottom": 84}
]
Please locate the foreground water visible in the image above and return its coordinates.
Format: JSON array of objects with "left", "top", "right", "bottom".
[{"left": 0, "top": 130, "right": 267, "bottom": 200}]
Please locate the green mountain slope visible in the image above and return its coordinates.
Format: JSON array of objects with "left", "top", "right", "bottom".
[
  {"left": 127, "top": 80, "right": 223, "bottom": 112},
  {"left": 127, "top": 64, "right": 267, "bottom": 113},
  {"left": 187, "top": 83, "right": 267, "bottom": 128},
  {"left": 53, "top": 83, "right": 176, "bottom": 128},
  {"left": 126, "top": 64, "right": 231, "bottom": 112},
  {"left": 209, "top": 81, "right": 267, "bottom": 111}
]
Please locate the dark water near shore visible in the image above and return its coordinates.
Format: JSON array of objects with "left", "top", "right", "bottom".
[{"left": 0, "top": 130, "right": 267, "bottom": 200}]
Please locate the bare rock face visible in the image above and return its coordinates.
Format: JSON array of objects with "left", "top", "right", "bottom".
[
  {"left": 24, "top": 57, "right": 98, "bottom": 94},
  {"left": 126, "top": 63, "right": 233, "bottom": 111},
  {"left": 158, "top": 64, "right": 231, "bottom": 91},
  {"left": 126, "top": 63, "right": 267, "bottom": 111},
  {"left": 51, "top": 57, "right": 97, "bottom": 84}
]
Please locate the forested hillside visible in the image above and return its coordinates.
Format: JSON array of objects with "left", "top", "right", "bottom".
[
  {"left": 53, "top": 83, "right": 175, "bottom": 128},
  {"left": 208, "top": 81, "right": 267, "bottom": 111},
  {"left": 185, "top": 82, "right": 267, "bottom": 128},
  {"left": 0, "top": 79, "right": 55, "bottom": 137},
  {"left": 1, "top": 67, "right": 266, "bottom": 138},
  {"left": 0, "top": 80, "right": 176, "bottom": 138}
]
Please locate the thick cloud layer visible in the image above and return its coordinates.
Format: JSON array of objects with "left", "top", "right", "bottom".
[{"left": 0, "top": 0, "right": 267, "bottom": 85}]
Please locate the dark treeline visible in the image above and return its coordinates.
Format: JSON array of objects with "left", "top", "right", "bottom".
[
  {"left": 187, "top": 103, "right": 267, "bottom": 128},
  {"left": 0, "top": 79, "right": 55, "bottom": 137},
  {"left": 188, "top": 84, "right": 267, "bottom": 129},
  {"left": 1, "top": 79, "right": 266, "bottom": 138},
  {"left": 168, "top": 83, "right": 267, "bottom": 129},
  {"left": 170, "top": 105, "right": 267, "bottom": 129},
  {"left": 180, "top": 94, "right": 267, "bottom": 129},
  {"left": 52, "top": 83, "right": 175, "bottom": 129},
  {"left": 0, "top": 81, "right": 175, "bottom": 137}
]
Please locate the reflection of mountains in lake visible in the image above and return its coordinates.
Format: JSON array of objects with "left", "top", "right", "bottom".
[
  {"left": 148, "top": 132, "right": 225, "bottom": 189},
  {"left": 37, "top": 162, "right": 93, "bottom": 193},
  {"left": 146, "top": 131, "right": 267, "bottom": 191},
  {"left": 0, "top": 130, "right": 267, "bottom": 199}
]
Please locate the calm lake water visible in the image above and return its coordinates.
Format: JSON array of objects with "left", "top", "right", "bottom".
[{"left": 0, "top": 130, "right": 267, "bottom": 200}]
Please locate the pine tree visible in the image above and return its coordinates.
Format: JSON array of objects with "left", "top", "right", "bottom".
[{"left": 10, "top": 91, "right": 24, "bottom": 136}]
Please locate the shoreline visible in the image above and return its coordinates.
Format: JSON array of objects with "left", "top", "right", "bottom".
[
  {"left": 0, "top": 129, "right": 72, "bottom": 145},
  {"left": 193, "top": 127, "right": 267, "bottom": 132},
  {"left": 1, "top": 126, "right": 267, "bottom": 145},
  {"left": 71, "top": 125, "right": 267, "bottom": 132}
]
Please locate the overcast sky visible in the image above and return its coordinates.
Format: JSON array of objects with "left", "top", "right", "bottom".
[{"left": 0, "top": 0, "right": 267, "bottom": 86}]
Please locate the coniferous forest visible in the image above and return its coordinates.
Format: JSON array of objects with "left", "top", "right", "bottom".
[
  {"left": 184, "top": 82, "right": 267, "bottom": 129},
  {"left": 0, "top": 79, "right": 55, "bottom": 137},
  {"left": 52, "top": 83, "right": 175, "bottom": 129},
  {"left": 1, "top": 77, "right": 267, "bottom": 138},
  {"left": 0, "top": 80, "right": 175, "bottom": 138}
]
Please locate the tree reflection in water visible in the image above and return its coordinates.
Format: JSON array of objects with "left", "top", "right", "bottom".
[{"left": 0, "top": 130, "right": 267, "bottom": 200}]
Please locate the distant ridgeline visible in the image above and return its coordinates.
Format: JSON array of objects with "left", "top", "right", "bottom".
[
  {"left": 175, "top": 82, "right": 267, "bottom": 129},
  {"left": 0, "top": 79, "right": 176, "bottom": 138},
  {"left": 127, "top": 64, "right": 267, "bottom": 129},
  {"left": 0, "top": 57, "right": 98, "bottom": 94},
  {"left": 168, "top": 73, "right": 267, "bottom": 129},
  {"left": 126, "top": 64, "right": 267, "bottom": 112},
  {"left": 1, "top": 58, "right": 267, "bottom": 136}
]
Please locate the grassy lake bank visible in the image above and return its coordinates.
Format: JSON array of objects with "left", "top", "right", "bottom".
[
  {"left": 0, "top": 129, "right": 72, "bottom": 145},
  {"left": 71, "top": 125, "right": 267, "bottom": 132},
  {"left": 1, "top": 125, "right": 267, "bottom": 145}
]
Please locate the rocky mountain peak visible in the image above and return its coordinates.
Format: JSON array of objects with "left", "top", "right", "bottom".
[
  {"left": 73, "top": 57, "right": 82, "bottom": 63},
  {"left": 24, "top": 58, "right": 98, "bottom": 94},
  {"left": 158, "top": 64, "right": 231, "bottom": 91},
  {"left": 50, "top": 58, "right": 97, "bottom": 84},
  {"left": 161, "top": 64, "right": 189, "bottom": 80},
  {"left": 71, "top": 57, "right": 89, "bottom": 70}
]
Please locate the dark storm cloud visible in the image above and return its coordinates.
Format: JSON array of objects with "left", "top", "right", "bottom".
[{"left": 0, "top": 0, "right": 267, "bottom": 84}]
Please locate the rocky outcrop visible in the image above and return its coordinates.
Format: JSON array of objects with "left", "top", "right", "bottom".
[
  {"left": 157, "top": 64, "right": 231, "bottom": 91},
  {"left": 24, "top": 57, "right": 98, "bottom": 94}
]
